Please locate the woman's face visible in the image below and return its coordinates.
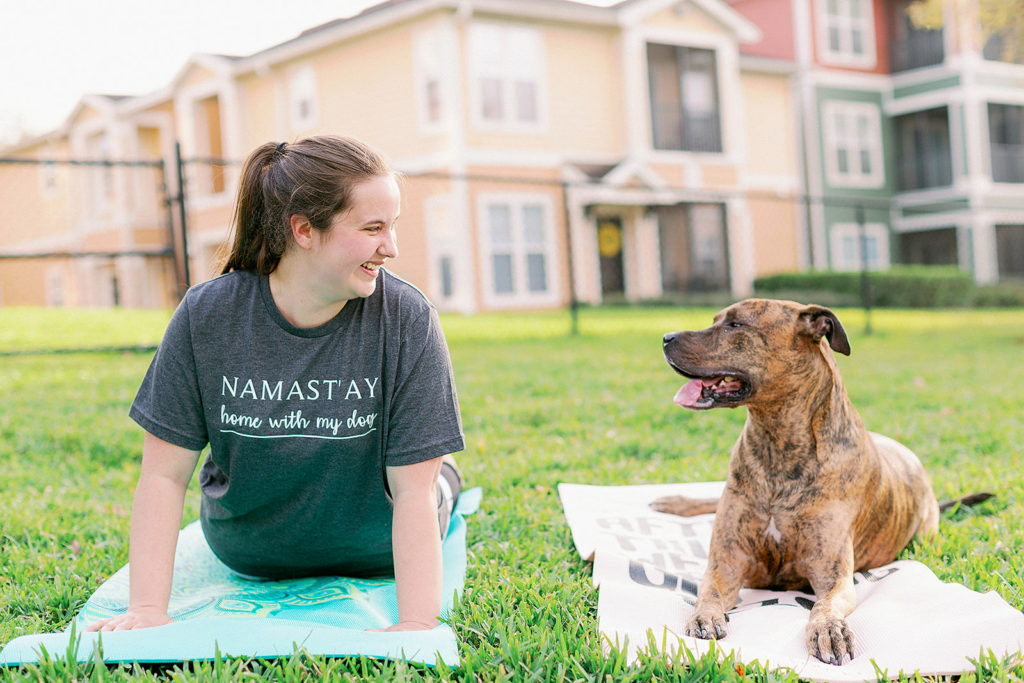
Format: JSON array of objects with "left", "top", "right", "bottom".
[{"left": 309, "top": 174, "right": 400, "bottom": 302}]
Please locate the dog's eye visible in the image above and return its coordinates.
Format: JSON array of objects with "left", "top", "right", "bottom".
[{"left": 726, "top": 320, "right": 744, "bottom": 328}]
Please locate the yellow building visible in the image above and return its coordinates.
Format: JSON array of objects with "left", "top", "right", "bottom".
[{"left": 0, "top": 0, "right": 804, "bottom": 311}]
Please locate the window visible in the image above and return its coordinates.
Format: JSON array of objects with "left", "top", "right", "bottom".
[
  {"left": 46, "top": 266, "right": 64, "bottom": 307},
  {"left": 894, "top": 107, "right": 952, "bottom": 191},
  {"left": 647, "top": 43, "right": 722, "bottom": 153},
  {"left": 657, "top": 203, "right": 730, "bottom": 293},
  {"left": 822, "top": 101, "right": 884, "bottom": 188},
  {"left": 830, "top": 222, "right": 889, "bottom": 271},
  {"left": 983, "top": 10, "right": 1024, "bottom": 65},
  {"left": 468, "top": 23, "right": 544, "bottom": 130},
  {"left": 889, "top": 0, "right": 943, "bottom": 72},
  {"left": 996, "top": 225, "right": 1024, "bottom": 279},
  {"left": 289, "top": 67, "right": 319, "bottom": 132},
  {"left": 38, "top": 160, "right": 58, "bottom": 199},
  {"left": 416, "top": 28, "right": 453, "bottom": 131},
  {"left": 193, "top": 94, "right": 225, "bottom": 194},
  {"left": 478, "top": 195, "right": 557, "bottom": 307},
  {"left": 989, "top": 103, "right": 1024, "bottom": 183},
  {"left": 816, "top": 0, "right": 876, "bottom": 68},
  {"left": 86, "top": 132, "right": 114, "bottom": 216},
  {"left": 899, "top": 227, "right": 958, "bottom": 266}
]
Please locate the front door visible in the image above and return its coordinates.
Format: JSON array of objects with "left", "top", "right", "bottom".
[{"left": 597, "top": 217, "right": 625, "bottom": 297}]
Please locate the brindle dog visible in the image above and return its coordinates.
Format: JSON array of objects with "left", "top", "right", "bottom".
[{"left": 653, "top": 299, "right": 941, "bottom": 666}]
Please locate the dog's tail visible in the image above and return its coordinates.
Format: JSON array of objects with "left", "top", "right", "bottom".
[
  {"left": 938, "top": 492, "right": 995, "bottom": 512},
  {"left": 650, "top": 495, "right": 720, "bottom": 517}
]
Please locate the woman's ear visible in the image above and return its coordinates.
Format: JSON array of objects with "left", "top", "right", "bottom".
[{"left": 289, "top": 214, "right": 314, "bottom": 250}]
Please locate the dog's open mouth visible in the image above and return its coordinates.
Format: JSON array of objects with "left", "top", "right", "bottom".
[{"left": 671, "top": 371, "right": 751, "bottom": 410}]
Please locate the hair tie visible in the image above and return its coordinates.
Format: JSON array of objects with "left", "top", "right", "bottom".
[{"left": 273, "top": 141, "right": 287, "bottom": 160}]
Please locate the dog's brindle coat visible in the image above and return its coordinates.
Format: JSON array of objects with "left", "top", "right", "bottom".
[{"left": 655, "top": 299, "right": 939, "bottom": 666}]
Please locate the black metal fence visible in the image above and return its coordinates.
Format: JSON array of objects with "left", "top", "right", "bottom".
[{"left": 2, "top": 143, "right": 1021, "bottom": 351}]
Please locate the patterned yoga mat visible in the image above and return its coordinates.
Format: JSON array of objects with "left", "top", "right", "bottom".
[{"left": 0, "top": 487, "right": 481, "bottom": 667}]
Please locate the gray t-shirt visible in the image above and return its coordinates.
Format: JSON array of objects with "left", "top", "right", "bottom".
[{"left": 129, "top": 269, "right": 465, "bottom": 578}]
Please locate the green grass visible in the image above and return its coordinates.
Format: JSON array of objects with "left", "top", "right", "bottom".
[{"left": 1, "top": 305, "right": 1023, "bottom": 682}]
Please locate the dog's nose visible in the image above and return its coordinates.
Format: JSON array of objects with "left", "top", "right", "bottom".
[{"left": 663, "top": 332, "right": 676, "bottom": 348}]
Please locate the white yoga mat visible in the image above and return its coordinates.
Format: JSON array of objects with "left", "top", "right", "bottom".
[{"left": 558, "top": 481, "right": 1024, "bottom": 682}]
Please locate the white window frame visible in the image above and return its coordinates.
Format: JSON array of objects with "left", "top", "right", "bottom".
[
  {"left": 822, "top": 101, "right": 885, "bottom": 188},
  {"left": 830, "top": 222, "right": 889, "bottom": 271},
  {"left": 816, "top": 0, "right": 877, "bottom": 68},
  {"left": 477, "top": 193, "right": 559, "bottom": 308},
  {"left": 289, "top": 66, "right": 319, "bottom": 133},
  {"left": 467, "top": 22, "right": 547, "bottom": 133},
  {"left": 415, "top": 27, "right": 454, "bottom": 134}
]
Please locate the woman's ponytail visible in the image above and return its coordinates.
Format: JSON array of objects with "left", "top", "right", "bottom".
[{"left": 220, "top": 136, "right": 391, "bottom": 276}]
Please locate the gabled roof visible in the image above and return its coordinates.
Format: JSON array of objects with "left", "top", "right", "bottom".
[
  {"left": 166, "top": 53, "right": 240, "bottom": 92},
  {"left": 238, "top": 0, "right": 759, "bottom": 73},
  {"left": 35, "top": 0, "right": 761, "bottom": 144}
]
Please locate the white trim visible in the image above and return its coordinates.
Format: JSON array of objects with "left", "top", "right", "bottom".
[
  {"left": 821, "top": 100, "right": 885, "bottom": 188},
  {"left": 884, "top": 88, "right": 962, "bottom": 117},
  {"left": 806, "top": 68, "right": 890, "bottom": 91},
  {"left": 814, "top": 0, "right": 877, "bottom": 69},
  {"left": 829, "top": 221, "right": 889, "bottom": 270},
  {"left": 615, "top": 0, "right": 761, "bottom": 43},
  {"left": 475, "top": 191, "right": 560, "bottom": 309}
]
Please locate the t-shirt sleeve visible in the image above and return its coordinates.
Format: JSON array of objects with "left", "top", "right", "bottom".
[
  {"left": 129, "top": 298, "right": 209, "bottom": 452},
  {"left": 384, "top": 306, "right": 465, "bottom": 467}
]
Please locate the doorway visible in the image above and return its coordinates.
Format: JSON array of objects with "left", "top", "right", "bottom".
[{"left": 597, "top": 217, "right": 625, "bottom": 298}]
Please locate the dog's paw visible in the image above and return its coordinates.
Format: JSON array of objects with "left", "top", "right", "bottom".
[
  {"left": 650, "top": 495, "right": 717, "bottom": 517},
  {"left": 685, "top": 610, "right": 729, "bottom": 640},
  {"left": 806, "top": 617, "right": 855, "bottom": 666}
]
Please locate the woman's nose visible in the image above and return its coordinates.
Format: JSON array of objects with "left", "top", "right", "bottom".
[{"left": 379, "top": 229, "right": 399, "bottom": 258}]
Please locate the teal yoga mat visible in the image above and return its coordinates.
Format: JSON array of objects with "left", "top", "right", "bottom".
[{"left": 0, "top": 487, "right": 481, "bottom": 668}]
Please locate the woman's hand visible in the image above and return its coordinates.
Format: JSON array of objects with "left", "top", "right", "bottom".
[
  {"left": 368, "top": 619, "right": 438, "bottom": 632},
  {"left": 85, "top": 606, "right": 172, "bottom": 631}
]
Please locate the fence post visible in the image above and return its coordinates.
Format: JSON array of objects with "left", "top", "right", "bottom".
[
  {"left": 856, "top": 203, "right": 873, "bottom": 335},
  {"left": 174, "top": 141, "right": 192, "bottom": 293},
  {"left": 561, "top": 180, "right": 580, "bottom": 336}
]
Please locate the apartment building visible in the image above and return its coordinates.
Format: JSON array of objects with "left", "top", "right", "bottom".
[
  {"left": 1, "top": 0, "right": 808, "bottom": 309},
  {"left": 730, "top": 0, "right": 1024, "bottom": 282}
]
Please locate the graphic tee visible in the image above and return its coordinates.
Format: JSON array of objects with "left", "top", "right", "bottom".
[{"left": 129, "top": 269, "right": 465, "bottom": 578}]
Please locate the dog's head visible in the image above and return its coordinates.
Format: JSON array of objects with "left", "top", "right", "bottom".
[{"left": 662, "top": 299, "right": 850, "bottom": 411}]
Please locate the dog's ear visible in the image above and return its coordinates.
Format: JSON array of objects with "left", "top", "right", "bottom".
[{"left": 799, "top": 305, "right": 851, "bottom": 356}]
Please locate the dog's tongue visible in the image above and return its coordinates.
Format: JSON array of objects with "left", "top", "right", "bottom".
[{"left": 674, "top": 379, "right": 706, "bottom": 407}]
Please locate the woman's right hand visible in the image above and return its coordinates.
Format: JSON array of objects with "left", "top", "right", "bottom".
[{"left": 85, "top": 606, "right": 172, "bottom": 632}]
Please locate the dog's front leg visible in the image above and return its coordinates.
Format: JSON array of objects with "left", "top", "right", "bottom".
[
  {"left": 685, "top": 544, "right": 749, "bottom": 641},
  {"left": 803, "top": 543, "right": 857, "bottom": 666}
]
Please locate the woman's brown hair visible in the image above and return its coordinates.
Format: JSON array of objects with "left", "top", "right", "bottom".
[{"left": 220, "top": 135, "right": 391, "bottom": 275}]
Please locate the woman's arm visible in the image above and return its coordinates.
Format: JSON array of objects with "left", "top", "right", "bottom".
[
  {"left": 382, "top": 457, "right": 444, "bottom": 631},
  {"left": 86, "top": 431, "right": 201, "bottom": 631}
]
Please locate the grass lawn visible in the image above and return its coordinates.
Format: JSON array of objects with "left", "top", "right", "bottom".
[{"left": 0, "top": 304, "right": 1022, "bottom": 682}]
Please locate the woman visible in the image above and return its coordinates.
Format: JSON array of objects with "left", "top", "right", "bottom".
[{"left": 88, "top": 136, "right": 464, "bottom": 632}]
